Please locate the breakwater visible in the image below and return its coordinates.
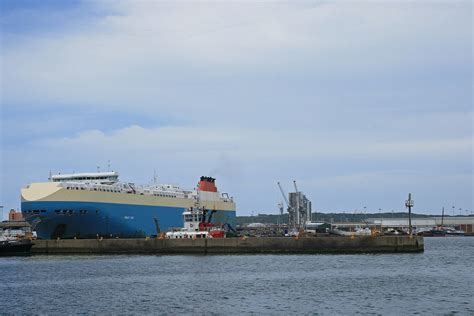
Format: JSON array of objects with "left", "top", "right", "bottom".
[{"left": 31, "top": 236, "right": 424, "bottom": 254}]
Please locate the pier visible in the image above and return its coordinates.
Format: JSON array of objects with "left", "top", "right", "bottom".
[{"left": 30, "top": 236, "right": 424, "bottom": 255}]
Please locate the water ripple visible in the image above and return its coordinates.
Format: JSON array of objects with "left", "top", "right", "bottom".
[{"left": 0, "top": 238, "right": 473, "bottom": 314}]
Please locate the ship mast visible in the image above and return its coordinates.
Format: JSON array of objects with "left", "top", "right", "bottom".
[{"left": 441, "top": 207, "right": 445, "bottom": 227}]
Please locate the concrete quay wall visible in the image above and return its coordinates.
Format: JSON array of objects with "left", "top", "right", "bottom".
[{"left": 31, "top": 236, "right": 424, "bottom": 254}]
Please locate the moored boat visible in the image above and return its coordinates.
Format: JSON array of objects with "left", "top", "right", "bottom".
[
  {"left": 21, "top": 172, "right": 236, "bottom": 239},
  {"left": 429, "top": 227, "right": 446, "bottom": 236},
  {"left": 0, "top": 221, "right": 34, "bottom": 256},
  {"left": 166, "top": 207, "right": 226, "bottom": 239},
  {"left": 445, "top": 228, "right": 465, "bottom": 236},
  {"left": 0, "top": 237, "right": 33, "bottom": 256},
  {"left": 329, "top": 226, "right": 372, "bottom": 236}
]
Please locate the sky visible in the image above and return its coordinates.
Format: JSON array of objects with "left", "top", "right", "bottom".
[{"left": 0, "top": 0, "right": 472, "bottom": 220}]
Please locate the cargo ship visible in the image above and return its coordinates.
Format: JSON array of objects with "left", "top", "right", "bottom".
[{"left": 21, "top": 172, "right": 236, "bottom": 239}]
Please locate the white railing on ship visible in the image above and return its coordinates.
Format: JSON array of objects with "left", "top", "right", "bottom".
[{"left": 60, "top": 182, "right": 188, "bottom": 199}]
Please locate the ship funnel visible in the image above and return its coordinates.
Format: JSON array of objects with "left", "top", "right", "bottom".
[{"left": 198, "top": 176, "right": 217, "bottom": 192}]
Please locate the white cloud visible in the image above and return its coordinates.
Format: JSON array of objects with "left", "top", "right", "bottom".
[
  {"left": 2, "top": 122, "right": 472, "bottom": 215},
  {"left": 35, "top": 124, "right": 472, "bottom": 162}
]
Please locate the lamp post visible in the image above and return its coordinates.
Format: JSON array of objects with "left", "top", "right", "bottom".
[{"left": 405, "top": 194, "right": 414, "bottom": 236}]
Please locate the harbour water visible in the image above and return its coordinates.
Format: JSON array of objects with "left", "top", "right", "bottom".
[{"left": 1, "top": 238, "right": 472, "bottom": 315}]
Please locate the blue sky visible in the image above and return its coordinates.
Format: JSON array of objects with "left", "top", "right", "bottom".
[{"left": 1, "top": 0, "right": 472, "bottom": 219}]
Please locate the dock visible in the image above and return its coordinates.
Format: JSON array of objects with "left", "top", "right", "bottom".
[{"left": 30, "top": 236, "right": 424, "bottom": 255}]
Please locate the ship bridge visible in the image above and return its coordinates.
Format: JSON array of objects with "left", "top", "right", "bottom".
[{"left": 51, "top": 172, "right": 119, "bottom": 184}]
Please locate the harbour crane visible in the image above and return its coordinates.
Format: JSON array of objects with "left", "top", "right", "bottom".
[
  {"left": 277, "top": 182, "right": 297, "bottom": 230},
  {"left": 277, "top": 182, "right": 290, "bottom": 208}
]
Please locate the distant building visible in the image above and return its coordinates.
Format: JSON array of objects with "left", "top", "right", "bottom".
[
  {"left": 329, "top": 216, "right": 473, "bottom": 234},
  {"left": 367, "top": 217, "right": 473, "bottom": 233},
  {"left": 289, "top": 192, "right": 312, "bottom": 229}
]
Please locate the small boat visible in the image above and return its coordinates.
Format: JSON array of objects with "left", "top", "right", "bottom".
[
  {"left": 384, "top": 228, "right": 407, "bottom": 236},
  {"left": 0, "top": 221, "right": 34, "bottom": 256},
  {"left": 445, "top": 227, "right": 465, "bottom": 236},
  {"left": 414, "top": 227, "right": 432, "bottom": 236},
  {"left": 429, "top": 227, "right": 447, "bottom": 236},
  {"left": 329, "top": 226, "right": 372, "bottom": 236},
  {"left": 0, "top": 236, "right": 33, "bottom": 256},
  {"left": 166, "top": 207, "right": 226, "bottom": 239}
]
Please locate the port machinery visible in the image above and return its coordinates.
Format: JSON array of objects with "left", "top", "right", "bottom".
[{"left": 277, "top": 180, "right": 312, "bottom": 232}]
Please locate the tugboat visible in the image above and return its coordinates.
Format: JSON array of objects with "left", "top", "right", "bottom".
[
  {"left": 0, "top": 220, "right": 34, "bottom": 256},
  {"left": 166, "top": 207, "right": 226, "bottom": 239},
  {"left": 0, "top": 236, "right": 33, "bottom": 256}
]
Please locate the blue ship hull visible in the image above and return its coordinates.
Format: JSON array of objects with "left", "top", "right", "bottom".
[{"left": 22, "top": 201, "right": 236, "bottom": 239}]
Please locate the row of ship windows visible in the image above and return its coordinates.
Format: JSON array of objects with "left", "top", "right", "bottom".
[
  {"left": 54, "top": 210, "right": 98, "bottom": 215},
  {"left": 66, "top": 187, "right": 121, "bottom": 193},
  {"left": 24, "top": 210, "right": 98, "bottom": 215},
  {"left": 65, "top": 186, "right": 178, "bottom": 198},
  {"left": 54, "top": 176, "right": 115, "bottom": 182},
  {"left": 152, "top": 193, "right": 177, "bottom": 198}
]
